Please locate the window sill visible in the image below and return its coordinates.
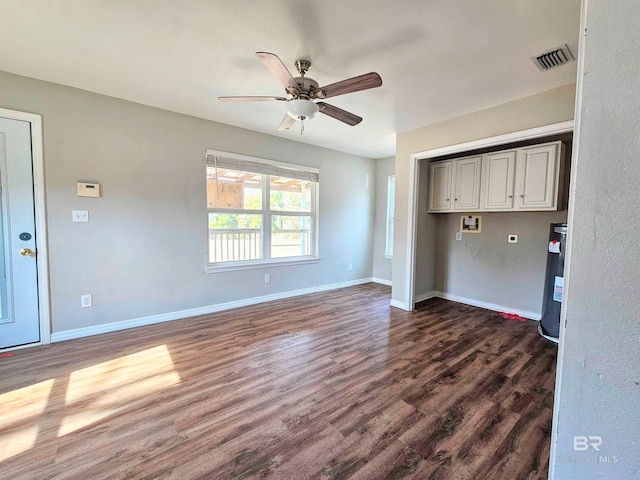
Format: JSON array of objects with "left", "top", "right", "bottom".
[
  {"left": 205, "top": 257, "right": 320, "bottom": 274},
  {"left": 384, "top": 254, "right": 393, "bottom": 259}
]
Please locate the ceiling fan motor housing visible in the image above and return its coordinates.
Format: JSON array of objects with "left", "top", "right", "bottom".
[{"left": 293, "top": 77, "right": 319, "bottom": 98}]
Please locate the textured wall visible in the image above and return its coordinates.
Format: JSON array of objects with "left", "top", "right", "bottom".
[
  {"left": 433, "top": 211, "right": 567, "bottom": 316},
  {"left": 0, "top": 71, "right": 376, "bottom": 334},
  {"left": 551, "top": 1, "right": 640, "bottom": 477}
]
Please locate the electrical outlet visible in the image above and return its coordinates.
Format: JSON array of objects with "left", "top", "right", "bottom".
[
  {"left": 456, "top": 232, "right": 462, "bottom": 241},
  {"left": 80, "top": 294, "right": 93, "bottom": 308},
  {"left": 507, "top": 234, "right": 519, "bottom": 244},
  {"left": 348, "top": 263, "right": 353, "bottom": 271},
  {"left": 264, "top": 274, "right": 270, "bottom": 284}
]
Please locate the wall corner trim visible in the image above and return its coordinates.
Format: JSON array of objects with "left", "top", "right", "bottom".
[{"left": 51, "top": 278, "right": 374, "bottom": 343}]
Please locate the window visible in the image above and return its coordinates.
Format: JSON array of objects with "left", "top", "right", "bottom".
[
  {"left": 385, "top": 175, "right": 395, "bottom": 258},
  {"left": 206, "top": 150, "right": 318, "bottom": 269}
]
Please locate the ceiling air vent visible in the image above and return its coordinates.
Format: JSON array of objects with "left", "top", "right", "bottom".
[{"left": 531, "top": 45, "right": 574, "bottom": 71}]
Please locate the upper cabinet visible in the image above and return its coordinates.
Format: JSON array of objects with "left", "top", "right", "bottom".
[
  {"left": 481, "top": 150, "right": 517, "bottom": 210},
  {"left": 514, "top": 142, "right": 563, "bottom": 210},
  {"left": 453, "top": 156, "right": 482, "bottom": 211},
  {"left": 428, "top": 155, "right": 482, "bottom": 212},
  {"left": 428, "top": 141, "right": 565, "bottom": 213},
  {"left": 428, "top": 160, "right": 453, "bottom": 212}
]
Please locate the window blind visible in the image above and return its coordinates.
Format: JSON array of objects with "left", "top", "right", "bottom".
[{"left": 206, "top": 154, "right": 319, "bottom": 183}]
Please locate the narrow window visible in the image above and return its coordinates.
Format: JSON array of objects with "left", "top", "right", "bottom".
[{"left": 385, "top": 175, "right": 395, "bottom": 258}]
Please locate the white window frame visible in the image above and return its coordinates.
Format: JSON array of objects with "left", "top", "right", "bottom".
[
  {"left": 385, "top": 175, "right": 395, "bottom": 258},
  {"left": 205, "top": 149, "right": 319, "bottom": 273}
]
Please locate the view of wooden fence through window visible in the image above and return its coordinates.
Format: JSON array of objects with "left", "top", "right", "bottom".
[{"left": 207, "top": 165, "right": 314, "bottom": 263}]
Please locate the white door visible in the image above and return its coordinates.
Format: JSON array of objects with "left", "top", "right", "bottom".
[{"left": 0, "top": 117, "right": 40, "bottom": 349}]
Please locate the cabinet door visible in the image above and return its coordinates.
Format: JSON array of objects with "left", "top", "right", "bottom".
[
  {"left": 453, "top": 156, "right": 481, "bottom": 211},
  {"left": 515, "top": 143, "right": 559, "bottom": 210},
  {"left": 481, "top": 150, "right": 516, "bottom": 210},
  {"left": 428, "top": 161, "right": 452, "bottom": 212}
]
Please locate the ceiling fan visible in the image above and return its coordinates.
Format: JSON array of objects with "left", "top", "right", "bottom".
[{"left": 219, "top": 52, "right": 382, "bottom": 132}]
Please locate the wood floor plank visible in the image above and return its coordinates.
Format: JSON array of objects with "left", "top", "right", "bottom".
[{"left": 0, "top": 283, "right": 558, "bottom": 479}]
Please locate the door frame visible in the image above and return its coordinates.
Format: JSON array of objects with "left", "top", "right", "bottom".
[
  {"left": 0, "top": 107, "right": 50, "bottom": 349},
  {"left": 402, "top": 120, "right": 575, "bottom": 311}
]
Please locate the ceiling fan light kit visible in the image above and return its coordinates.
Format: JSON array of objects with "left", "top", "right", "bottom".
[
  {"left": 219, "top": 52, "right": 382, "bottom": 133},
  {"left": 286, "top": 99, "right": 319, "bottom": 121}
]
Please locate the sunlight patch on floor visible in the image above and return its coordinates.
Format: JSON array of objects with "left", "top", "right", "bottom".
[
  {"left": 58, "top": 344, "right": 181, "bottom": 437},
  {"left": 0, "top": 379, "right": 54, "bottom": 461}
]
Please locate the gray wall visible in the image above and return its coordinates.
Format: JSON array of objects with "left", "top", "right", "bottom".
[
  {"left": 433, "top": 211, "right": 567, "bottom": 316},
  {"left": 372, "top": 156, "right": 395, "bottom": 283},
  {"left": 551, "top": 1, "right": 640, "bottom": 477},
  {"left": 393, "top": 84, "right": 577, "bottom": 309},
  {"left": 0, "top": 71, "right": 376, "bottom": 334}
]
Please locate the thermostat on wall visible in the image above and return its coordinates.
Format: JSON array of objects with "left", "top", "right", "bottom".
[{"left": 77, "top": 182, "right": 100, "bottom": 197}]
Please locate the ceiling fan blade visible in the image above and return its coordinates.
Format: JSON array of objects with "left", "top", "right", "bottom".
[
  {"left": 278, "top": 114, "right": 296, "bottom": 131},
  {"left": 317, "top": 102, "right": 362, "bottom": 126},
  {"left": 256, "top": 52, "right": 300, "bottom": 94},
  {"left": 218, "top": 96, "right": 288, "bottom": 102},
  {"left": 315, "top": 72, "right": 382, "bottom": 99}
]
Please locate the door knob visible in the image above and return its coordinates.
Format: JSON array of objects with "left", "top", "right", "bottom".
[{"left": 20, "top": 248, "right": 35, "bottom": 257}]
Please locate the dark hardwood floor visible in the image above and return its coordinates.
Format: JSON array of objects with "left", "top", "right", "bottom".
[{"left": 0, "top": 284, "right": 557, "bottom": 479}]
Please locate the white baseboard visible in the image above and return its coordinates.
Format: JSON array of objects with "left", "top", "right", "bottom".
[
  {"left": 372, "top": 277, "right": 392, "bottom": 286},
  {"left": 414, "top": 291, "right": 438, "bottom": 303},
  {"left": 51, "top": 277, "right": 374, "bottom": 343},
  {"left": 433, "top": 291, "right": 541, "bottom": 320},
  {"left": 389, "top": 299, "right": 410, "bottom": 311},
  {"left": 390, "top": 291, "right": 436, "bottom": 312}
]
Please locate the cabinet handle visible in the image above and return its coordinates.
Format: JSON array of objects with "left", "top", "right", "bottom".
[
  {"left": 519, "top": 195, "right": 524, "bottom": 198},
  {"left": 508, "top": 195, "right": 513, "bottom": 199},
  {"left": 446, "top": 198, "right": 450, "bottom": 201},
  {"left": 454, "top": 198, "right": 458, "bottom": 201}
]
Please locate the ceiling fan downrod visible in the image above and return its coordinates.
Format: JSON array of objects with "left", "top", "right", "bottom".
[{"left": 295, "top": 59, "right": 311, "bottom": 77}]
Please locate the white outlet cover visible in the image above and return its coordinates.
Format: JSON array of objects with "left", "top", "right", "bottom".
[
  {"left": 72, "top": 210, "right": 89, "bottom": 222},
  {"left": 456, "top": 232, "right": 462, "bottom": 241},
  {"left": 80, "top": 294, "right": 93, "bottom": 308}
]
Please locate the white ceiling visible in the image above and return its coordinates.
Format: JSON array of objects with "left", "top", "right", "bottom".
[{"left": 0, "top": 0, "right": 580, "bottom": 159}]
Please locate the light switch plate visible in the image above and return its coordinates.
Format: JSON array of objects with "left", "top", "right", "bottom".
[{"left": 72, "top": 210, "right": 89, "bottom": 222}]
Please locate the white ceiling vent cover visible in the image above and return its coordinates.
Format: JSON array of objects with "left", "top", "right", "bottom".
[{"left": 531, "top": 45, "right": 574, "bottom": 71}]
